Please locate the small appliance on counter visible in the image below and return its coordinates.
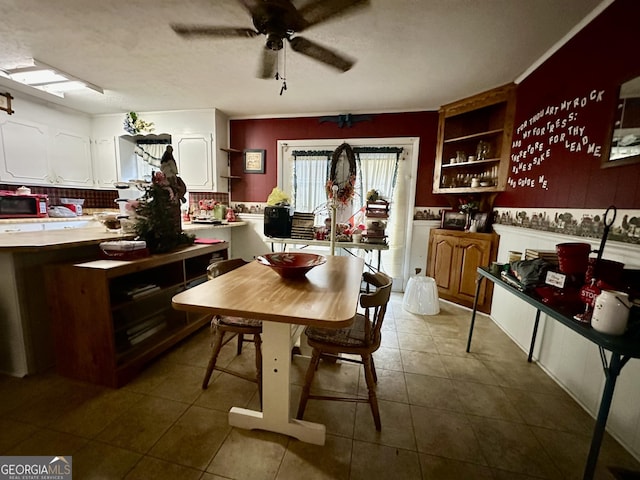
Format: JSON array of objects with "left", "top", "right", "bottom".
[
  {"left": 60, "top": 198, "right": 84, "bottom": 216},
  {"left": 264, "top": 205, "right": 292, "bottom": 237},
  {"left": 0, "top": 190, "right": 48, "bottom": 218}
]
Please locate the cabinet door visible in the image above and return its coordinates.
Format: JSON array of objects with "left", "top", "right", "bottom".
[
  {"left": 428, "top": 233, "right": 458, "bottom": 296},
  {"left": 0, "top": 118, "right": 50, "bottom": 184},
  {"left": 173, "top": 133, "right": 213, "bottom": 191},
  {"left": 455, "top": 237, "right": 493, "bottom": 304},
  {"left": 92, "top": 137, "right": 120, "bottom": 188},
  {"left": 50, "top": 130, "right": 93, "bottom": 186}
]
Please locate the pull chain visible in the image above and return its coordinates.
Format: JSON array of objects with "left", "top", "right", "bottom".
[{"left": 279, "top": 42, "right": 287, "bottom": 95}]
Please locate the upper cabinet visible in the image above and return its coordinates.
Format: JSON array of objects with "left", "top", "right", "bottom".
[
  {"left": 49, "top": 129, "right": 93, "bottom": 187},
  {"left": 174, "top": 133, "right": 214, "bottom": 191},
  {"left": 91, "top": 109, "right": 227, "bottom": 192},
  {"left": 91, "top": 137, "right": 120, "bottom": 188},
  {"left": 433, "top": 83, "right": 516, "bottom": 194},
  {"left": 0, "top": 118, "right": 93, "bottom": 187},
  {"left": 0, "top": 117, "right": 50, "bottom": 184}
]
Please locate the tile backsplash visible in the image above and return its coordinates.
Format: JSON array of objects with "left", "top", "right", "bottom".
[
  {"left": 0, "top": 183, "right": 118, "bottom": 209},
  {"left": 0, "top": 184, "right": 231, "bottom": 212}
]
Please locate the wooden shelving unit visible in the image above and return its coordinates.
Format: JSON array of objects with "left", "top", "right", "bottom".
[
  {"left": 46, "top": 243, "right": 228, "bottom": 387},
  {"left": 433, "top": 83, "right": 516, "bottom": 194}
]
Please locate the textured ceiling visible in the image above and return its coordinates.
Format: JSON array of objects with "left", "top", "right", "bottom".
[{"left": 0, "top": 0, "right": 605, "bottom": 118}]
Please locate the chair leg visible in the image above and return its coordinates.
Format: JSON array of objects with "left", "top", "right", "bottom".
[
  {"left": 296, "top": 348, "right": 321, "bottom": 420},
  {"left": 237, "top": 333, "right": 244, "bottom": 355},
  {"left": 370, "top": 356, "right": 378, "bottom": 384},
  {"left": 254, "top": 333, "right": 263, "bottom": 408},
  {"left": 202, "top": 330, "right": 226, "bottom": 389},
  {"left": 362, "top": 353, "right": 381, "bottom": 430}
]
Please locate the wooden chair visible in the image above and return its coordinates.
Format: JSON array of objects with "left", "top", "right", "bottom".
[
  {"left": 201, "top": 258, "right": 263, "bottom": 402},
  {"left": 296, "top": 271, "right": 392, "bottom": 430}
]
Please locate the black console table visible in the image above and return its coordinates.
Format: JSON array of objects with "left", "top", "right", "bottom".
[{"left": 466, "top": 266, "right": 640, "bottom": 480}]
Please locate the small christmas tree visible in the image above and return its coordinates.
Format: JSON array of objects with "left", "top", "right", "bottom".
[{"left": 134, "top": 171, "right": 194, "bottom": 253}]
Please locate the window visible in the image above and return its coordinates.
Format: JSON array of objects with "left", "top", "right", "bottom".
[{"left": 279, "top": 138, "right": 419, "bottom": 289}]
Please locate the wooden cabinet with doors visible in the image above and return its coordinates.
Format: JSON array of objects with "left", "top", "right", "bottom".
[
  {"left": 433, "top": 83, "right": 516, "bottom": 193},
  {"left": 427, "top": 229, "right": 499, "bottom": 313}
]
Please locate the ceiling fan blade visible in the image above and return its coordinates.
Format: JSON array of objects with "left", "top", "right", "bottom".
[
  {"left": 171, "top": 24, "right": 259, "bottom": 38},
  {"left": 258, "top": 47, "right": 278, "bottom": 79},
  {"left": 289, "top": 36, "right": 355, "bottom": 72},
  {"left": 297, "top": 0, "right": 370, "bottom": 28}
]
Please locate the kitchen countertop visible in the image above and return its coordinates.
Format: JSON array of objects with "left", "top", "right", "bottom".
[{"left": 0, "top": 219, "right": 246, "bottom": 251}]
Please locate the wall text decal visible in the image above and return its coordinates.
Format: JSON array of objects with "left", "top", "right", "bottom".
[{"left": 508, "top": 88, "right": 606, "bottom": 191}]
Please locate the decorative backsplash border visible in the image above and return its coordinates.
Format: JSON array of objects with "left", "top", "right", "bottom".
[{"left": 414, "top": 206, "right": 640, "bottom": 246}]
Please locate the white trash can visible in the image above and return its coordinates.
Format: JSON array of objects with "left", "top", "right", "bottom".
[{"left": 403, "top": 269, "right": 440, "bottom": 315}]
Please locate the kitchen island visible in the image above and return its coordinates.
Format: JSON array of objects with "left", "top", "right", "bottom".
[{"left": 0, "top": 219, "right": 245, "bottom": 378}]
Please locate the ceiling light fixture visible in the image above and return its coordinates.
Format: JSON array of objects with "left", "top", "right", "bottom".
[{"left": 0, "top": 59, "right": 103, "bottom": 98}]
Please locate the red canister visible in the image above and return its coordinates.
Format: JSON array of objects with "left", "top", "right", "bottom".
[{"left": 556, "top": 243, "right": 591, "bottom": 275}]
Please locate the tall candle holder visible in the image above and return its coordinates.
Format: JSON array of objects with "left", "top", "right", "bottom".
[{"left": 330, "top": 185, "right": 338, "bottom": 256}]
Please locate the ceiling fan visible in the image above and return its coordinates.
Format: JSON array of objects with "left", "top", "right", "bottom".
[{"left": 171, "top": 0, "right": 370, "bottom": 79}]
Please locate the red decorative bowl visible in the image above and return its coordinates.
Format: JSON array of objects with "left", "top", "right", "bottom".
[{"left": 256, "top": 253, "right": 327, "bottom": 279}]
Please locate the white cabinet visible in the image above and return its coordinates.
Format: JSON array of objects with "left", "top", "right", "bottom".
[
  {"left": 50, "top": 129, "right": 93, "bottom": 187},
  {"left": 0, "top": 118, "right": 50, "bottom": 184},
  {"left": 0, "top": 118, "right": 93, "bottom": 187},
  {"left": 91, "top": 137, "right": 120, "bottom": 188},
  {"left": 174, "top": 133, "right": 214, "bottom": 191},
  {"left": 91, "top": 110, "right": 226, "bottom": 192}
]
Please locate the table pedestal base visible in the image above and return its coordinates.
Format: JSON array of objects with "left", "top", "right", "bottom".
[
  {"left": 228, "top": 320, "right": 327, "bottom": 445},
  {"left": 229, "top": 408, "right": 326, "bottom": 445}
]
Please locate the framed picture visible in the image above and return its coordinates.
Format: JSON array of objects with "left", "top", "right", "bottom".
[
  {"left": 440, "top": 210, "right": 467, "bottom": 230},
  {"left": 244, "top": 149, "right": 265, "bottom": 174},
  {"left": 473, "top": 212, "right": 490, "bottom": 232},
  {"left": 0, "top": 92, "right": 14, "bottom": 115}
]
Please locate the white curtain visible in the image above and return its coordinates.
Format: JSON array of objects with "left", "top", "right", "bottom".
[
  {"left": 292, "top": 154, "right": 330, "bottom": 224},
  {"left": 134, "top": 143, "right": 167, "bottom": 180},
  {"left": 356, "top": 152, "right": 404, "bottom": 279}
]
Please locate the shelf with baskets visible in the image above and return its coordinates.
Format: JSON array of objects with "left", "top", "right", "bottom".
[
  {"left": 433, "top": 83, "right": 516, "bottom": 193},
  {"left": 46, "top": 243, "right": 228, "bottom": 387}
]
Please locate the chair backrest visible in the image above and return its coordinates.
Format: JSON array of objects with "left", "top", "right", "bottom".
[
  {"left": 360, "top": 271, "right": 392, "bottom": 347},
  {"left": 207, "top": 258, "right": 249, "bottom": 280}
]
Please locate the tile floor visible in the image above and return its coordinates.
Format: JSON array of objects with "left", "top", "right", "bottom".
[{"left": 1, "top": 294, "right": 640, "bottom": 479}]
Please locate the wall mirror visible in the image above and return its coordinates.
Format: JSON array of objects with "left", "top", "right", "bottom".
[{"left": 602, "top": 75, "right": 640, "bottom": 168}]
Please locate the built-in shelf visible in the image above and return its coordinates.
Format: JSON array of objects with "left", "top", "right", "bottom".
[
  {"left": 433, "top": 83, "right": 516, "bottom": 194},
  {"left": 220, "top": 147, "right": 242, "bottom": 195}
]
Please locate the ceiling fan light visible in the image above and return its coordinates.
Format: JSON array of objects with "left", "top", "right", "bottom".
[{"left": 266, "top": 34, "right": 283, "bottom": 51}]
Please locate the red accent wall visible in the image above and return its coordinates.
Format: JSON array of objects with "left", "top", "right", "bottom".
[
  {"left": 229, "top": 0, "right": 640, "bottom": 210},
  {"left": 500, "top": 0, "right": 640, "bottom": 208},
  {"left": 229, "top": 112, "right": 446, "bottom": 207}
]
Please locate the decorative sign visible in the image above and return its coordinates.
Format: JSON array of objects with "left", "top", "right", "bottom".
[
  {"left": 509, "top": 88, "right": 607, "bottom": 192},
  {"left": 545, "top": 271, "right": 566, "bottom": 289}
]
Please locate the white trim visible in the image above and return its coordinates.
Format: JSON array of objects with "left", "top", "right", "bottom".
[{"left": 515, "top": 0, "right": 614, "bottom": 84}]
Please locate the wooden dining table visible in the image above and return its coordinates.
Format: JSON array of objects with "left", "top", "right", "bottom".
[{"left": 172, "top": 255, "right": 365, "bottom": 445}]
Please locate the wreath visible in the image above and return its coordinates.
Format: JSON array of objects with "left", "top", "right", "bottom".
[{"left": 326, "top": 143, "right": 357, "bottom": 205}]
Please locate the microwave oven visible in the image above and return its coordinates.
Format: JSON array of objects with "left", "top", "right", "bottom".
[{"left": 0, "top": 191, "right": 48, "bottom": 218}]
